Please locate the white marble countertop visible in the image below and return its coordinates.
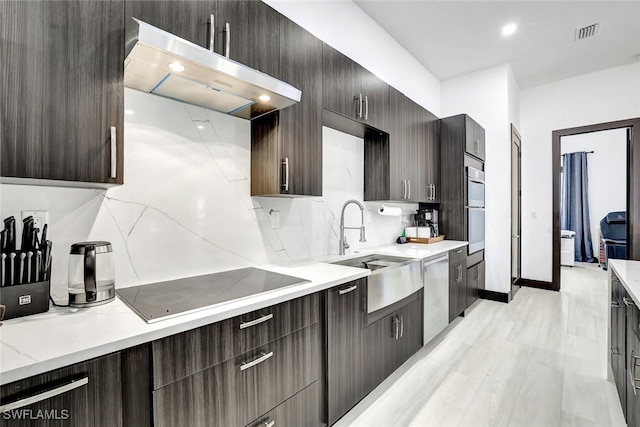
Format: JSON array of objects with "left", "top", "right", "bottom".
[
  {"left": 0, "top": 240, "right": 466, "bottom": 385},
  {"left": 609, "top": 259, "right": 640, "bottom": 304}
]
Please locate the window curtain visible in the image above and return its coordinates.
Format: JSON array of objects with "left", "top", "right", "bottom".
[{"left": 561, "top": 152, "right": 595, "bottom": 262}]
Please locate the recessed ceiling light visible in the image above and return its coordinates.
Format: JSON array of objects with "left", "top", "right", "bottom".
[
  {"left": 125, "top": 109, "right": 134, "bottom": 116},
  {"left": 196, "top": 125, "right": 205, "bottom": 129},
  {"left": 168, "top": 62, "right": 185, "bottom": 72},
  {"left": 258, "top": 94, "right": 271, "bottom": 102},
  {"left": 502, "top": 23, "right": 517, "bottom": 36}
]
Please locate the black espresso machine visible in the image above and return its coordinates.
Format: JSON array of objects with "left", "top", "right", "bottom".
[{"left": 415, "top": 208, "right": 439, "bottom": 237}]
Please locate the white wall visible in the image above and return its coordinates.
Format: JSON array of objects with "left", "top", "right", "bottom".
[
  {"left": 561, "top": 129, "right": 627, "bottom": 258},
  {"left": 263, "top": 0, "right": 441, "bottom": 116},
  {"left": 520, "top": 62, "right": 640, "bottom": 282},
  {"left": 441, "top": 63, "right": 514, "bottom": 294},
  {"left": 0, "top": 89, "right": 415, "bottom": 301}
]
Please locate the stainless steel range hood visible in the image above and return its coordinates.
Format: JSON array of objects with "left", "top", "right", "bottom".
[{"left": 124, "top": 19, "right": 301, "bottom": 120}]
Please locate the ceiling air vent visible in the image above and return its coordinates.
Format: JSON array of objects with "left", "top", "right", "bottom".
[{"left": 575, "top": 22, "right": 601, "bottom": 41}]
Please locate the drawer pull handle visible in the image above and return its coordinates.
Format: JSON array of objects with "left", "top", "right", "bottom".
[
  {"left": 241, "top": 351, "right": 274, "bottom": 371},
  {"left": 629, "top": 350, "right": 640, "bottom": 395},
  {"left": 0, "top": 377, "right": 88, "bottom": 412},
  {"left": 456, "top": 249, "right": 463, "bottom": 254},
  {"left": 624, "top": 297, "right": 636, "bottom": 307},
  {"left": 612, "top": 301, "right": 622, "bottom": 308},
  {"left": 338, "top": 285, "right": 358, "bottom": 295},
  {"left": 264, "top": 421, "right": 275, "bottom": 427},
  {"left": 110, "top": 126, "right": 117, "bottom": 179},
  {"left": 240, "top": 313, "right": 273, "bottom": 330}
]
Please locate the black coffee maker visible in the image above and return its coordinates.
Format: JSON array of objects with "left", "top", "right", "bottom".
[{"left": 414, "top": 208, "right": 439, "bottom": 237}]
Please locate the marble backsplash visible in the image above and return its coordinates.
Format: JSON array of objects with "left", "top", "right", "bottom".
[{"left": 0, "top": 89, "right": 416, "bottom": 300}]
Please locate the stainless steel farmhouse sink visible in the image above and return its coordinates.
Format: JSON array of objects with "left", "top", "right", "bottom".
[{"left": 331, "top": 254, "right": 422, "bottom": 313}]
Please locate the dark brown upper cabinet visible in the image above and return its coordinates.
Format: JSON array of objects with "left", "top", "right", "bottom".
[
  {"left": 1, "top": 0, "right": 124, "bottom": 185},
  {"left": 322, "top": 44, "right": 389, "bottom": 132},
  {"left": 464, "top": 115, "right": 486, "bottom": 161},
  {"left": 251, "top": 17, "right": 323, "bottom": 197},
  {"left": 125, "top": 1, "right": 212, "bottom": 50},
  {"left": 126, "top": 1, "right": 280, "bottom": 76},
  {"left": 364, "top": 87, "right": 439, "bottom": 202},
  {"left": 215, "top": 0, "right": 281, "bottom": 77}
]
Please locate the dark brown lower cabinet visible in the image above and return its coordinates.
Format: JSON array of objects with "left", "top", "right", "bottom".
[
  {"left": 153, "top": 324, "right": 319, "bottom": 427},
  {"left": 449, "top": 249, "right": 467, "bottom": 322},
  {"left": 466, "top": 261, "right": 484, "bottom": 309},
  {"left": 326, "top": 279, "right": 366, "bottom": 426},
  {"left": 611, "top": 275, "right": 627, "bottom": 418},
  {"left": 0, "top": 353, "right": 122, "bottom": 427},
  {"left": 626, "top": 301, "right": 640, "bottom": 427},
  {"left": 247, "top": 382, "right": 321, "bottom": 427},
  {"left": 363, "top": 291, "right": 423, "bottom": 394}
]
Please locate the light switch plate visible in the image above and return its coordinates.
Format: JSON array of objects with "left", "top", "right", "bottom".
[
  {"left": 270, "top": 210, "right": 280, "bottom": 229},
  {"left": 22, "top": 210, "right": 49, "bottom": 231}
]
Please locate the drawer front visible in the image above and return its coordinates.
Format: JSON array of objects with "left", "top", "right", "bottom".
[
  {"left": 153, "top": 324, "right": 320, "bottom": 427},
  {"left": 153, "top": 293, "right": 319, "bottom": 388},
  {"left": 0, "top": 353, "right": 122, "bottom": 427},
  {"left": 246, "top": 382, "right": 321, "bottom": 427},
  {"left": 449, "top": 247, "right": 466, "bottom": 263}
]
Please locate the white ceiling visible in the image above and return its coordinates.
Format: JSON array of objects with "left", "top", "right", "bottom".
[{"left": 354, "top": 0, "right": 640, "bottom": 89}]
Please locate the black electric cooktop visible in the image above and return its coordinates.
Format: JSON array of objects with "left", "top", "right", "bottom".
[{"left": 116, "top": 267, "right": 309, "bottom": 323}]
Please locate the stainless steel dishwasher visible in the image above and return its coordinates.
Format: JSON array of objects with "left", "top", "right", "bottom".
[{"left": 423, "top": 253, "right": 450, "bottom": 344}]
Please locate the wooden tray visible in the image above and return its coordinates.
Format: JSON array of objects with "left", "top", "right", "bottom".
[{"left": 406, "top": 235, "right": 445, "bottom": 244}]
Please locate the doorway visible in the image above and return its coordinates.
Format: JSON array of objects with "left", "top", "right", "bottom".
[
  {"left": 551, "top": 118, "right": 640, "bottom": 291},
  {"left": 511, "top": 124, "right": 521, "bottom": 298}
]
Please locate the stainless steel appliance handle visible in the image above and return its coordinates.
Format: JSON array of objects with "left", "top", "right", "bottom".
[
  {"left": 338, "top": 285, "right": 358, "bottom": 295},
  {"left": 282, "top": 158, "right": 289, "bottom": 192},
  {"left": 209, "top": 14, "right": 215, "bottom": 51},
  {"left": 364, "top": 95, "right": 369, "bottom": 120},
  {"left": 110, "top": 126, "right": 117, "bottom": 178},
  {"left": 240, "top": 351, "right": 274, "bottom": 371},
  {"left": 624, "top": 297, "right": 635, "bottom": 307},
  {"left": 225, "top": 22, "right": 230, "bottom": 58},
  {"left": 240, "top": 313, "right": 273, "bottom": 330},
  {"left": 423, "top": 255, "right": 448, "bottom": 267},
  {"left": 0, "top": 377, "right": 88, "bottom": 412},
  {"left": 264, "top": 421, "right": 275, "bottom": 427}
]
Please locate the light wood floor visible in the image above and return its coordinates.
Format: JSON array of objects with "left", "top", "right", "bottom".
[{"left": 335, "top": 263, "right": 626, "bottom": 427}]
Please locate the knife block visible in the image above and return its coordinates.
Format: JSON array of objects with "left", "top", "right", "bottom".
[{"left": 0, "top": 279, "right": 50, "bottom": 320}]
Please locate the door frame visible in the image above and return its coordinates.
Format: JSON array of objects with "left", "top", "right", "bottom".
[
  {"left": 511, "top": 124, "right": 522, "bottom": 298},
  {"left": 552, "top": 117, "right": 640, "bottom": 291}
]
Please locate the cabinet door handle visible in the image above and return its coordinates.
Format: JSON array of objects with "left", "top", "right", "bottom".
[
  {"left": 240, "top": 351, "right": 274, "bottom": 371},
  {"left": 364, "top": 95, "right": 369, "bottom": 120},
  {"left": 264, "top": 421, "right": 275, "bottom": 427},
  {"left": 338, "top": 285, "right": 357, "bottom": 295},
  {"left": 400, "top": 315, "right": 404, "bottom": 338},
  {"left": 225, "top": 22, "right": 231, "bottom": 58},
  {"left": 624, "top": 297, "right": 635, "bottom": 307},
  {"left": 0, "top": 377, "right": 88, "bottom": 412},
  {"left": 612, "top": 301, "right": 621, "bottom": 308},
  {"left": 456, "top": 249, "right": 463, "bottom": 254},
  {"left": 240, "top": 313, "right": 273, "bottom": 329},
  {"left": 393, "top": 316, "right": 399, "bottom": 340},
  {"left": 110, "top": 126, "right": 117, "bottom": 179},
  {"left": 281, "top": 158, "right": 289, "bottom": 192},
  {"left": 457, "top": 265, "right": 462, "bottom": 283},
  {"left": 209, "top": 14, "right": 215, "bottom": 51},
  {"left": 630, "top": 349, "right": 640, "bottom": 395},
  {"left": 475, "top": 140, "right": 480, "bottom": 154},
  {"left": 407, "top": 180, "right": 411, "bottom": 200},
  {"left": 612, "top": 346, "right": 620, "bottom": 355},
  {"left": 354, "top": 93, "right": 363, "bottom": 118},
  {"left": 402, "top": 179, "right": 406, "bottom": 199},
  {"left": 432, "top": 184, "right": 436, "bottom": 201}
]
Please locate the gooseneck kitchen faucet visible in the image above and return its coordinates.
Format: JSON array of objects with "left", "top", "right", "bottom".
[{"left": 339, "top": 199, "right": 366, "bottom": 255}]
